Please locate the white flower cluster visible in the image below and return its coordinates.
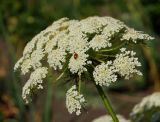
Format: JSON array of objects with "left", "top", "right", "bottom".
[
  {"left": 66, "top": 85, "right": 85, "bottom": 115},
  {"left": 14, "top": 16, "right": 150, "bottom": 76},
  {"left": 131, "top": 92, "right": 160, "bottom": 115},
  {"left": 92, "top": 114, "right": 130, "bottom": 122},
  {"left": 15, "top": 16, "right": 136, "bottom": 74},
  {"left": 14, "top": 16, "right": 153, "bottom": 115},
  {"left": 88, "top": 17, "right": 125, "bottom": 51},
  {"left": 89, "top": 35, "right": 112, "bottom": 51},
  {"left": 93, "top": 48, "right": 142, "bottom": 86},
  {"left": 47, "top": 48, "right": 66, "bottom": 70},
  {"left": 68, "top": 52, "right": 92, "bottom": 75},
  {"left": 93, "top": 61, "right": 117, "bottom": 86},
  {"left": 121, "top": 27, "right": 154, "bottom": 43},
  {"left": 113, "top": 48, "right": 142, "bottom": 79},
  {"left": 15, "top": 18, "right": 69, "bottom": 73},
  {"left": 22, "top": 67, "right": 48, "bottom": 103}
]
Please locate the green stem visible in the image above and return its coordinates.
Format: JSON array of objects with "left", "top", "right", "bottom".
[
  {"left": 94, "top": 57, "right": 104, "bottom": 63},
  {"left": 43, "top": 75, "right": 53, "bottom": 122},
  {"left": 78, "top": 75, "right": 81, "bottom": 93},
  {"left": 99, "top": 42, "right": 126, "bottom": 52},
  {"left": 56, "top": 67, "right": 68, "bottom": 81},
  {"left": 95, "top": 84, "right": 119, "bottom": 122},
  {"left": 96, "top": 54, "right": 115, "bottom": 58}
]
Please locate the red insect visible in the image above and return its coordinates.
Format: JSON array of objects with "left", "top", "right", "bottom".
[{"left": 74, "top": 53, "right": 78, "bottom": 59}]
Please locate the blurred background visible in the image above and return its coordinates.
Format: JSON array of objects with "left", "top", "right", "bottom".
[{"left": 0, "top": 0, "right": 160, "bottom": 122}]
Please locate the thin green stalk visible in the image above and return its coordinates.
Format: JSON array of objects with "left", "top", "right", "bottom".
[
  {"left": 78, "top": 75, "right": 81, "bottom": 93},
  {"left": 56, "top": 66, "right": 68, "bottom": 81},
  {"left": 94, "top": 57, "right": 104, "bottom": 63},
  {"left": 96, "top": 54, "right": 115, "bottom": 58},
  {"left": 94, "top": 84, "right": 119, "bottom": 122},
  {"left": 90, "top": 55, "right": 105, "bottom": 63},
  {"left": 99, "top": 42, "right": 126, "bottom": 52},
  {"left": 29, "top": 103, "right": 35, "bottom": 122},
  {"left": 43, "top": 75, "right": 53, "bottom": 122}
]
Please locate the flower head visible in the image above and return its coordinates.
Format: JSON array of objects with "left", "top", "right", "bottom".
[
  {"left": 101, "top": 17, "right": 125, "bottom": 37},
  {"left": 21, "top": 58, "right": 32, "bottom": 75},
  {"left": 121, "top": 28, "right": 154, "bottom": 43},
  {"left": 92, "top": 114, "right": 130, "bottom": 122},
  {"left": 113, "top": 48, "right": 142, "bottom": 79},
  {"left": 68, "top": 51, "right": 91, "bottom": 75},
  {"left": 66, "top": 85, "right": 85, "bottom": 115},
  {"left": 22, "top": 34, "right": 39, "bottom": 57},
  {"left": 131, "top": 92, "right": 160, "bottom": 115},
  {"left": 89, "top": 35, "right": 112, "bottom": 51},
  {"left": 78, "top": 16, "right": 104, "bottom": 34},
  {"left": 47, "top": 48, "right": 66, "bottom": 70},
  {"left": 93, "top": 61, "right": 117, "bottom": 86},
  {"left": 22, "top": 67, "right": 48, "bottom": 103},
  {"left": 30, "top": 49, "right": 45, "bottom": 69},
  {"left": 13, "top": 16, "right": 153, "bottom": 116}
]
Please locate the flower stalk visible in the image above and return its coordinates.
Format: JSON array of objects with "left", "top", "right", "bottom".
[
  {"left": 95, "top": 83, "right": 119, "bottom": 122},
  {"left": 99, "top": 41, "right": 126, "bottom": 53},
  {"left": 43, "top": 69, "right": 54, "bottom": 122},
  {"left": 78, "top": 75, "right": 81, "bottom": 93}
]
